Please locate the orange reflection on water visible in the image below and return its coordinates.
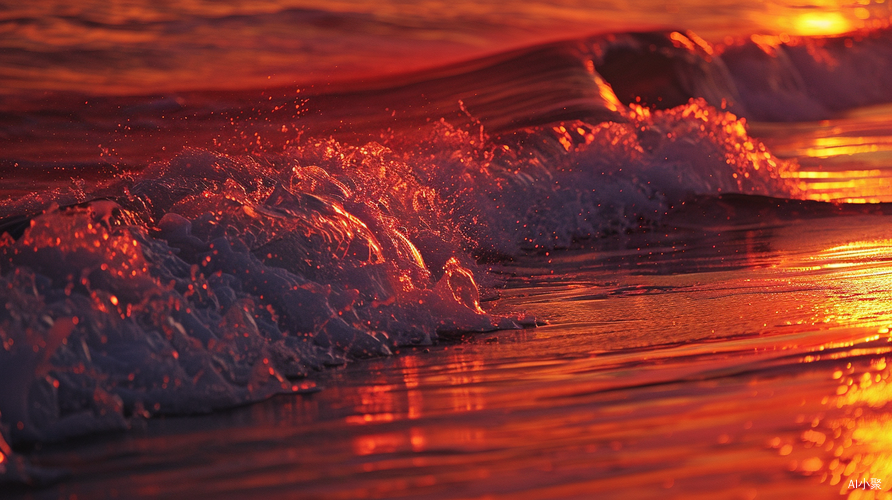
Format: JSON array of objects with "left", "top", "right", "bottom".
[
  {"left": 351, "top": 427, "right": 429, "bottom": 457},
  {"left": 782, "top": 239, "right": 892, "bottom": 331},
  {"left": 347, "top": 348, "right": 489, "bottom": 468},
  {"left": 354, "top": 431, "right": 405, "bottom": 456},
  {"left": 402, "top": 355, "right": 424, "bottom": 420},
  {"left": 814, "top": 357, "right": 892, "bottom": 498},
  {"left": 807, "top": 240, "right": 892, "bottom": 270},
  {"left": 804, "top": 137, "right": 892, "bottom": 159},
  {"left": 344, "top": 350, "right": 487, "bottom": 430},
  {"left": 755, "top": 103, "right": 892, "bottom": 203},
  {"left": 775, "top": 235, "right": 892, "bottom": 494},
  {"left": 781, "top": 170, "right": 892, "bottom": 204}
]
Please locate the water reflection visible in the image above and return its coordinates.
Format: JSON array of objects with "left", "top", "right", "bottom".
[
  {"left": 784, "top": 239, "right": 892, "bottom": 330},
  {"left": 14, "top": 218, "right": 892, "bottom": 499},
  {"left": 333, "top": 228, "right": 892, "bottom": 499},
  {"left": 769, "top": 235, "right": 892, "bottom": 497},
  {"left": 808, "top": 357, "right": 892, "bottom": 498},
  {"left": 754, "top": 105, "right": 892, "bottom": 203},
  {"left": 327, "top": 230, "right": 892, "bottom": 497}
]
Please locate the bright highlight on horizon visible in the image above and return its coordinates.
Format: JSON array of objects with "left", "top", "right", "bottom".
[{"left": 791, "top": 11, "right": 853, "bottom": 36}]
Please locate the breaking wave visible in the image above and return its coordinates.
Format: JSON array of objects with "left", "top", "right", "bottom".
[
  {"left": 0, "top": 99, "right": 793, "bottom": 453},
  {"left": 5, "top": 24, "right": 892, "bottom": 482}
]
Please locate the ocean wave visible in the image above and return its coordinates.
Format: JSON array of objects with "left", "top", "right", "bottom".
[
  {"left": 586, "top": 29, "right": 892, "bottom": 121},
  {"left": 4, "top": 24, "right": 892, "bottom": 485},
  {"left": 7, "top": 28, "right": 892, "bottom": 171},
  {"left": 0, "top": 97, "right": 796, "bottom": 467}
]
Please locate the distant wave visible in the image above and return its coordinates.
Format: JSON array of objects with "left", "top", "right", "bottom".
[
  {"left": 6, "top": 28, "right": 892, "bottom": 168},
  {"left": 308, "top": 27, "right": 892, "bottom": 129},
  {"left": 587, "top": 29, "right": 892, "bottom": 121}
]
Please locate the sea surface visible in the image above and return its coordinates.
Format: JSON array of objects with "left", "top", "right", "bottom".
[{"left": 4, "top": 1, "right": 892, "bottom": 498}]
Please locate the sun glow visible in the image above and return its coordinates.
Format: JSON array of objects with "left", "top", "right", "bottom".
[{"left": 791, "top": 12, "right": 853, "bottom": 36}]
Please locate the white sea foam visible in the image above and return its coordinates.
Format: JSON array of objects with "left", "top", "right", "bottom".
[{"left": 0, "top": 98, "right": 802, "bottom": 474}]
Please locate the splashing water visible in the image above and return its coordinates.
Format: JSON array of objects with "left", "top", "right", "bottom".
[{"left": 6, "top": 4, "right": 892, "bottom": 495}]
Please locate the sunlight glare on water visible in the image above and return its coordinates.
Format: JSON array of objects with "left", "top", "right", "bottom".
[{"left": 754, "top": 105, "right": 892, "bottom": 203}]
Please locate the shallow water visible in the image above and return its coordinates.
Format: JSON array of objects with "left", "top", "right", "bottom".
[{"left": 10, "top": 214, "right": 892, "bottom": 499}]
